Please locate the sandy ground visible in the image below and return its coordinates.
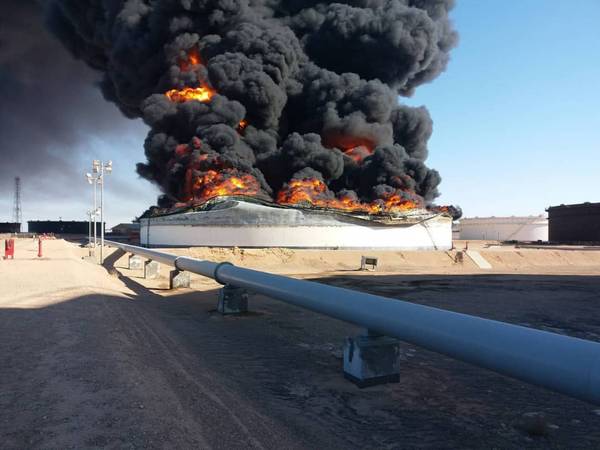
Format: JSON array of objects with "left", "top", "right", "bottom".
[
  {"left": 1, "top": 238, "right": 600, "bottom": 449},
  {"left": 151, "top": 240, "right": 600, "bottom": 277}
]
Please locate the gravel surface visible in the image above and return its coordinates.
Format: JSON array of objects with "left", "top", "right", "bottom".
[{"left": 1, "top": 238, "right": 599, "bottom": 449}]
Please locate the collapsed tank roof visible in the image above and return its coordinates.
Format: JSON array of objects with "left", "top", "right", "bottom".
[
  {"left": 146, "top": 197, "right": 445, "bottom": 227},
  {"left": 139, "top": 199, "right": 452, "bottom": 250}
]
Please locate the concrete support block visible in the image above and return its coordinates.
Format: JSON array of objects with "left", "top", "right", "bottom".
[
  {"left": 343, "top": 332, "right": 400, "bottom": 388},
  {"left": 169, "top": 270, "right": 190, "bottom": 290},
  {"left": 129, "top": 254, "right": 144, "bottom": 270},
  {"left": 217, "top": 285, "right": 249, "bottom": 315},
  {"left": 144, "top": 260, "right": 160, "bottom": 279}
]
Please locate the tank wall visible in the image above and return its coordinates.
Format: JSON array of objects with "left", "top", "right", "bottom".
[
  {"left": 548, "top": 204, "right": 600, "bottom": 242},
  {"left": 0, "top": 223, "right": 20, "bottom": 233},
  {"left": 460, "top": 221, "right": 548, "bottom": 241},
  {"left": 140, "top": 221, "right": 452, "bottom": 250}
]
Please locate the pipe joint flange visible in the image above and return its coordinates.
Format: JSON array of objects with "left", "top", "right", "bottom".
[{"left": 214, "top": 262, "right": 234, "bottom": 285}]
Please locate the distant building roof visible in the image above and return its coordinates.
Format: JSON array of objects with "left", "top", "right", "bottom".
[
  {"left": 460, "top": 215, "right": 547, "bottom": 225},
  {"left": 28, "top": 220, "right": 92, "bottom": 223},
  {"left": 547, "top": 202, "right": 600, "bottom": 211},
  {"left": 111, "top": 223, "right": 140, "bottom": 232}
]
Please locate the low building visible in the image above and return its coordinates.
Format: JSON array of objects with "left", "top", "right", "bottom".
[
  {"left": 547, "top": 202, "right": 600, "bottom": 243},
  {"left": 459, "top": 216, "right": 548, "bottom": 242},
  {"left": 28, "top": 220, "right": 104, "bottom": 235},
  {"left": 0, "top": 222, "right": 21, "bottom": 233},
  {"left": 452, "top": 222, "right": 460, "bottom": 240},
  {"left": 110, "top": 223, "right": 140, "bottom": 242},
  {"left": 111, "top": 223, "right": 140, "bottom": 235}
]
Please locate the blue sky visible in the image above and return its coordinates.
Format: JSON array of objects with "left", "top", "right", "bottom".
[
  {"left": 2, "top": 0, "right": 598, "bottom": 227},
  {"left": 404, "top": 0, "right": 600, "bottom": 217}
]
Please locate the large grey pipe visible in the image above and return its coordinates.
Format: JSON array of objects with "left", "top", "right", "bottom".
[{"left": 107, "top": 240, "right": 600, "bottom": 404}]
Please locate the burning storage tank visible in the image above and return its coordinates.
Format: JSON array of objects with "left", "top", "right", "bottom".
[
  {"left": 459, "top": 216, "right": 548, "bottom": 242},
  {"left": 140, "top": 198, "right": 452, "bottom": 249},
  {"left": 46, "top": 1, "right": 460, "bottom": 247}
]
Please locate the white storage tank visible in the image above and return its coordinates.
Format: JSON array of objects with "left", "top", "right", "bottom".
[
  {"left": 140, "top": 200, "right": 453, "bottom": 250},
  {"left": 459, "top": 215, "right": 548, "bottom": 242}
]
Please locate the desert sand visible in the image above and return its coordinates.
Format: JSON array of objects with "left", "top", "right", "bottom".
[{"left": 1, "top": 237, "right": 599, "bottom": 448}]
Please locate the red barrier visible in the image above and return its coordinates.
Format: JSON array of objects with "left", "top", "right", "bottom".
[
  {"left": 38, "top": 238, "right": 43, "bottom": 258},
  {"left": 4, "top": 239, "right": 15, "bottom": 260}
]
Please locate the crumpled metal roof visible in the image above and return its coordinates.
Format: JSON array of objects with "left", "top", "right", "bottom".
[{"left": 145, "top": 196, "right": 448, "bottom": 227}]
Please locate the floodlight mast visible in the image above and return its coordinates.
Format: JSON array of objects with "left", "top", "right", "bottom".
[
  {"left": 87, "top": 210, "right": 93, "bottom": 256},
  {"left": 86, "top": 160, "right": 111, "bottom": 263},
  {"left": 100, "top": 175, "right": 104, "bottom": 263},
  {"left": 85, "top": 172, "right": 98, "bottom": 254},
  {"left": 99, "top": 160, "right": 112, "bottom": 264}
]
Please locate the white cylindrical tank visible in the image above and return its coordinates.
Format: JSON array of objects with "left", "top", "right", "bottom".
[
  {"left": 459, "top": 216, "right": 548, "bottom": 242},
  {"left": 140, "top": 200, "right": 453, "bottom": 250}
]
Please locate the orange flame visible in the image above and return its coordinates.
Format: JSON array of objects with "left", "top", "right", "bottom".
[
  {"left": 179, "top": 49, "right": 202, "bottom": 71},
  {"left": 165, "top": 86, "right": 215, "bottom": 103},
  {"left": 323, "top": 134, "right": 376, "bottom": 165},
  {"left": 277, "top": 178, "right": 328, "bottom": 205},
  {"left": 187, "top": 50, "right": 201, "bottom": 66},
  {"left": 277, "top": 177, "right": 421, "bottom": 214},
  {"left": 165, "top": 49, "right": 215, "bottom": 103},
  {"left": 164, "top": 53, "right": 420, "bottom": 215},
  {"left": 191, "top": 169, "right": 260, "bottom": 202},
  {"left": 174, "top": 137, "right": 260, "bottom": 205},
  {"left": 378, "top": 191, "right": 421, "bottom": 213},
  {"left": 343, "top": 145, "right": 374, "bottom": 164}
]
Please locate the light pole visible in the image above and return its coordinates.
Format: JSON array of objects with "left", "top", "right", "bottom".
[
  {"left": 86, "top": 172, "right": 98, "bottom": 254},
  {"left": 85, "top": 172, "right": 98, "bottom": 255},
  {"left": 93, "top": 176, "right": 97, "bottom": 249},
  {"left": 86, "top": 159, "right": 112, "bottom": 264},
  {"left": 87, "top": 210, "right": 93, "bottom": 256},
  {"left": 95, "top": 160, "right": 112, "bottom": 264}
]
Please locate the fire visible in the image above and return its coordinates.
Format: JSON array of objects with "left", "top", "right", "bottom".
[
  {"left": 429, "top": 204, "right": 461, "bottom": 219},
  {"left": 175, "top": 144, "right": 191, "bottom": 157},
  {"left": 165, "top": 49, "right": 216, "bottom": 103},
  {"left": 277, "top": 178, "right": 328, "bottom": 205},
  {"left": 323, "top": 134, "right": 376, "bottom": 165},
  {"left": 187, "top": 50, "right": 201, "bottom": 67},
  {"left": 165, "top": 86, "right": 215, "bottom": 103},
  {"left": 164, "top": 51, "right": 420, "bottom": 215},
  {"left": 173, "top": 136, "right": 261, "bottom": 206},
  {"left": 343, "top": 145, "right": 374, "bottom": 164},
  {"left": 179, "top": 49, "right": 202, "bottom": 71},
  {"left": 277, "top": 177, "right": 421, "bottom": 214},
  {"left": 190, "top": 169, "right": 260, "bottom": 202},
  {"left": 378, "top": 191, "right": 421, "bottom": 213}
]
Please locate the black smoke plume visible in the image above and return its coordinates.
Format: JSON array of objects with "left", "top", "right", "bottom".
[
  {"left": 46, "top": 0, "right": 458, "bottom": 214},
  {"left": 0, "top": 1, "right": 142, "bottom": 194}
]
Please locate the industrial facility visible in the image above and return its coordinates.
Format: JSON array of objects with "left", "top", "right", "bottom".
[
  {"left": 548, "top": 202, "right": 600, "bottom": 243},
  {"left": 28, "top": 220, "right": 104, "bottom": 235},
  {"left": 459, "top": 215, "right": 548, "bottom": 242},
  {"left": 0, "top": 222, "right": 21, "bottom": 234},
  {"left": 110, "top": 223, "right": 141, "bottom": 243},
  {"left": 140, "top": 199, "right": 452, "bottom": 250}
]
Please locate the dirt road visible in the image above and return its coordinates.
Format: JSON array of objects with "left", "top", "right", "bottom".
[
  {"left": 1, "top": 239, "right": 600, "bottom": 449},
  {"left": 0, "top": 239, "right": 315, "bottom": 448}
]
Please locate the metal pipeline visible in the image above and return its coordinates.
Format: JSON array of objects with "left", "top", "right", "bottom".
[
  {"left": 109, "top": 241, "right": 179, "bottom": 267},
  {"left": 106, "top": 240, "right": 600, "bottom": 405}
]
